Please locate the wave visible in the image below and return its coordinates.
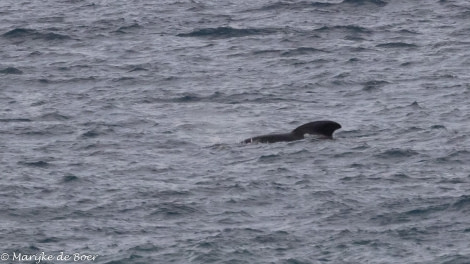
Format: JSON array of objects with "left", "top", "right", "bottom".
[
  {"left": 281, "top": 47, "right": 326, "bottom": 56},
  {"left": 249, "top": 0, "right": 386, "bottom": 12},
  {"left": 247, "top": 0, "right": 386, "bottom": 12},
  {"left": 2, "top": 28, "right": 71, "bottom": 41},
  {"left": 452, "top": 195, "right": 470, "bottom": 210},
  {"left": 341, "top": 0, "right": 388, "bottom": 6},
  {"left": 0, "top": 67, "right": 23, "bottom": 74},
  {"left": 150, "top": 202, "right": 203, "bottom": 218},
  {"left": 139, "top": 91, "right": 297, "bottom": 104},
  {"left": 0, "top": 118, "right": 31, "bottom": 122},
  {"left": 177, "top": 26, "right": 277, "bottom": 38},
  {"left": 114, "top": 23, "right": 142, "bottom": 34},
  {"left": 253, "top": 1, "right": 335, "bottom": 11},
  {"left": 436, "top": 150, "right": 470, "bottom": 164},
  {"left": 18, "top": 160, "right": 51, "bottom": 168},
  {"left": 39, "top": 112, "right": 71, "bottom": 121},
  {"left": 251, "top": 49, "right": 283, "bottom": 56},
  {"left": 315, "top": 25, "right": 372, "bottom": 34},
  {"left": 376, "top": 42, "right": 419, "bottom": 48},
  {"left": 376, "top": 148, "right": 420, "bottom": 159},
  {"left": 61, "top": 175, "right": 80, "bottom": 183},
  {"left": 362, "top": 80, "right": 390, "bottom": 91}
]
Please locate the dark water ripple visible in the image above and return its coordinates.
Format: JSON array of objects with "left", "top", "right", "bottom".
[
  {"left": 2, "top": 28, "right": 71, "bottom": 41},
  {"left": 2, "top": 0, "right": 470, "bottom": 263},
  {"left": 0, "top": 67, "right": 23, "bottom": 74},
  {"left": 177, "top": 26, "right": 279, "bottom": 38}
]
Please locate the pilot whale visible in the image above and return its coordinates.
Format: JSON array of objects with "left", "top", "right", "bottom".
[{"left": 243, "top": 120, "right": 341, "bottom": 144}]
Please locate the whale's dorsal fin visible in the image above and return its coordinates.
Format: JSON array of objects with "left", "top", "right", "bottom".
[
  {"left": 292, "top": 120, "right": 342, "bottom": 139},
  {"left": 242, "top": 120, "right": 341, "bottom": 143}
]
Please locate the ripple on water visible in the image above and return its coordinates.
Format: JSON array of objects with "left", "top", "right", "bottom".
[{"left": 2, "top": 28, "right": 71, "bottom": 41}]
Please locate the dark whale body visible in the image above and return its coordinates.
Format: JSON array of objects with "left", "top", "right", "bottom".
[{"left": 243, "top": 120, "right": 341, "bottom": 144}]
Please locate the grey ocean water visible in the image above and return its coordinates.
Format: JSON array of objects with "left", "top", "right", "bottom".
[{"left": 1, "top": 0, "right": 470, "bottom": 263}]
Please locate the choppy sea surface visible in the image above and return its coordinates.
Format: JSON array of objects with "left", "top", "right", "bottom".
[{"left": 1, "top": 0, "right": 470, "bottom": 263}]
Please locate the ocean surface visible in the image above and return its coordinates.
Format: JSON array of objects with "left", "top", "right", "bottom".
[{"left": 1, "top": 0, "right": 470, "bottom": 263}]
